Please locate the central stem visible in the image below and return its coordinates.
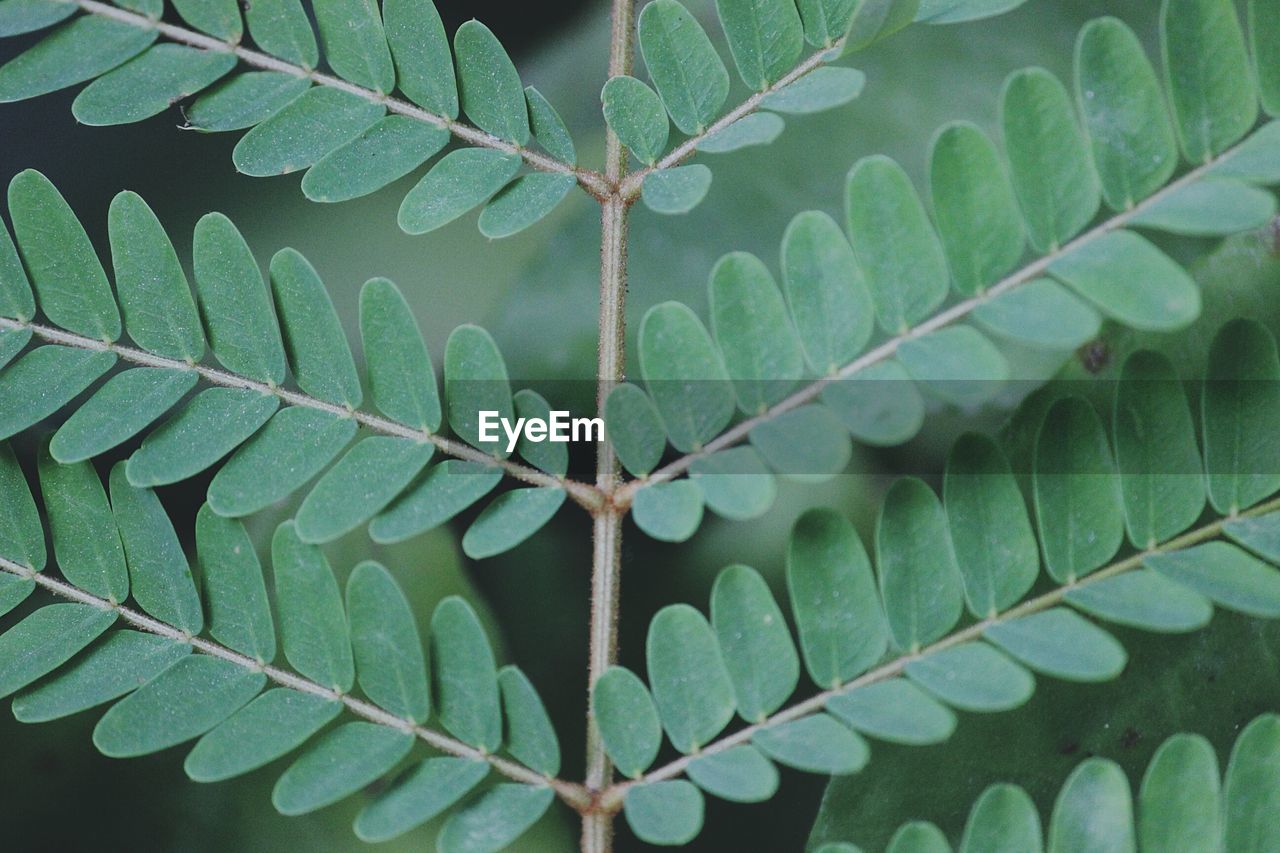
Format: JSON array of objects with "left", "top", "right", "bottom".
[{"left": 584, "top": 0, "right": 635, "bottom": 849}]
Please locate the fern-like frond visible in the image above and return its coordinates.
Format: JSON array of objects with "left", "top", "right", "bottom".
[
  {"left": 587, "top": 320, "right": 1280, "bottom": 845},
  {"left": 813, "top": 712, "right": 1280, "bottom": 851},
  {"left": 0, "top": 0, "right": 605, "bottom": 233},
  {"left": 0, "top": 459, "right": 581, "bottom": 847},
  {"left": 0, "top": 171, "right": 599, "bottom": 555},
  {"left": 607, "top": 2, "right": 1280, "bottom": 543}
]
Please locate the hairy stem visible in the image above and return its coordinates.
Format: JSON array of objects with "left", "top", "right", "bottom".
[
  {"left": 0, "top": 315, "right": 602, "bottom": 510},
  {"left": 594, "top": 494, "right": 1280, "bottom": 809},
  {"left": 0, "top": 554, "right": 592, "bottom": 808}
]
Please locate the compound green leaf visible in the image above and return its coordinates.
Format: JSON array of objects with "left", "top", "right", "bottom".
[
  {"left": 905, "top": 642, "right": 1034, "bottom": 712},
  {"left": 750, "top": 404, "right": 851, "bottom": 481},
  {"left": 638, "top": 0, "right": 729, "bottom": 134},
  {"left": 245, "top": 0, "right": 317, "bottom": 67},
  {"left": 233, "top": 87, "right": 384, "bottom": 176},
  {"left": 72, "top": 45, "right": 235, "bottom": 126},
  {"left": 624, "top": 781, "right": 705, "bottom": 846},
  {"left": 360, "top": 277, "right": 441, "bottom": 431},
  {"left": 984, "top": 608, "right": 1126, "bottom": 682},
  {"left": 498, "top": 665, "right": 560, "bottom": 776},
  {"left": 93, "top": 656, "right": 265, "bottom": 757},
  {"left": 295, "top": 436, "right": 434, "bottom": 544},
  {"left": 38, "top": 450, "right": 128, "bottom": 600},
  {"left": 399, "top": 148, "right": 521, "bottom": 235},
  {"left": 271, "top": 521, "right": 353, "bottom": 692},
  {"left": 302, "top": 116, "right": 449, "bottom": 203},
  {"left": 184, "top": 71, "right": 311, "bottom": 132},
  {"left": 1131, "top": 178, "right": 1277, "bottom": 236},
  {"left": 647, "top": 604, "right": 735, "bottom": 753},
  {"left": 185, "top": 688, "right": 340, "bottom": 782},
  {"left": 1223, "top": 714, "right": 1280, "bottom": 851},
  {"left": 1047, "top": 759, "right": 1134, "bottom": 853},
  {"left": 972, "top": 278, "right": 1101, "bottom": 351},
  {"left": 196, "top": 505, "right": 275, "bottom": 663},
  {"left": 711, "top": 565, "right": 798, "bottom": 722},
  {"left": 825, "top": 680, "right": 957, "bottom": 745},
  {"left": 462, "top": 487, "right": 566, "bottom": 558},
  {"left": 604, "top": 383, "right": 666, "bottom": 478},
  {"left": 0, "top": 603, "right": 115, "bottom": 699},
  {"left": 273, "top": 721, "right": 413, "bottom": 815},
  {"left": 0, "top": 0, "right": 74, "bottom": 37},
  {"left": 110, "top": 463, "right": 203, "bottom": 634},
  {"left": 49, "top": 368, "right": 194, "bottom": 463},
  {"left": 593, "top": 666, "right": 663, "bottom": 778},
  {"left": 959, "top": 784, "right": 1043, "bottom": 853},
  {"left": 602, "top": 76, "right": 669, "bottom": 165},
  {"left": 1162, "top": 0, "right": 1256, "bottom": 162},
  {"left": 1147, "top": 541, "right": 1280, "bottom": 618},
  {"left": 430, "top": 596, "right": 501, "bottom": 752},
  {"left": 12, "top": 630, "right": 188, "bottom": 723},
  {"left": 312, "top": 0, "right": 394, "bottom": 92},
  {"left": 454, "top": 20, "right": 529, "bottom": 144},
  {"left": 384, "top": 0, "right": 456, "bottom": 116},
  {"left": 437, "top": 784, "right": 555, "bottom": 853},
  {"left": 689, "top": 446, "right": 777, "bottom": 521},
  {"left": 355, "top": 758, "right": 488, "bottom": 843},
  {"left": 638, "top": 301, "right": 734, "bottom": 453},
  {"left": 370, "top": 460, "right": 502, "bottom": 543},
  {"left": 687, "top": 744, "right": 779, "bottom": 802},
  {"left": 761, "top": 67, "right": 865, "bottom": 114},
  {"left": 0, "top": 16, "right": 156, "bottom": 102},
  {"left": 1065, "top": 569, "right": 1212, "bottom": 633},
  {"left": 698, "top": 112, "right": 784, "bottom": 152},
  {"left": 270, "top": 248, "right": 361, "bottom": 407},
  {"left": 0, "top": 346, "right": 115, "bottom": 441},
  {"left": 170, "top": 0, "right": 240, "bottom": 40},
  {"left": 752, "top": 713, "right": 869, "bottom": 774},
  {"left": 845, "top": 155, "right": 948, "bottom": 333},
  {"left": 641, "top": 164, "right": 712, "bottom": 214},
  {"left": 822, "top": 360, "right": 925, "bottom": 446},
  {"left": 347, "top": 561, "right": 430, "bottom": 723},
  {"left": 1138, "top": 733, "right": 1220, "bottom": 853},
  {"left": 1001, "top": 68, "right": 1100, "bottom": 252},
  {"left": 477, "top": 173, "right": 576, "bottom": 239},
  {"left": 0, "top": 440, "right": 44, "bottom": 571},
  {"left": 715, "top": 0, "right": 804, "bottom": 89},
  {"left": 897, "top": 326, "right": 1009, "bottom": 406},
  {"left": 526, "top": 86, "right": 576, "bottom": 163}
]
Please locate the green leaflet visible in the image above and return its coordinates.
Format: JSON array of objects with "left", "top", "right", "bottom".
[
  {"left": 184, "top": 72, "right": 311, "bottom": 132},
  {"left": 453, "top": 20, "right": 529, "bottom": 144},
  {"left": 1131, "top": 178, "right": 1277, "bottom": 236},
  {"left": 1201, "top": 319, "right": 1280, "bottom": 513},
  {"left": 786, "top": 509, "right": 887, "bottom": 687},
  {"left": 356, "top": 758, "right": 489, "bottom": 843},
  {"left": 1064, "top": 569, "right": 1212, "bottom": 633},
  {"left": 0, "top": 216, "right": 34, "bottom": 321},
  {"left": 1226, "top": 512, "right": 1280, "bottom": 562},
  {"left": 185, "top": 689, "right": 341, "bottom": 782},
  {"left": 273, "top": 722, "right": 413, "bottom": 815},
  {"left": 646, "top": 604, "right": 736, "bottom": 753},
  {"left": 751, "top": 713, "right": 869, "bottom": 774},
  {"left": 1074, "top": 18, "right": 1177, "bottom": 210},
  {"left": 0, "top": 604, "right": 115, "bottom": 699},
  {"left": 0, "top": 346, "right": 115, "bottom": 441},
  {"left": 916, "top": 0, "right": 1025, "bottom": 24},
  {"left": 294, "top": 436, "right": 433, "bottom": 543},
  {"left": 897, "top": 326, "right": 1009, "bottom": 407},
  {"left": 1210, "top": 120, "right": 1280, "bottom": 183},
  {"left": 525, "top": 86, "right": 576, "bottom": 163},
  {"left": 624, "top": 780, "right": 705, "bottom": 846},
  {"left": 8, "top": 169, "right": 119, "bottom": 340},
  {"left": 12, "top": 630, "right": 188, "bottom": 723},
  {"left": 0, "top": 0, "right": 75, "bottom": 37},
  {"left": 1033, "top": 396, "right": 1124, "bottom": 583},
  {"left": 972, "top": 278, "right": 1101, "bottom": 351},
  {"left": 125, "top": 388, "right": 279, "bottom": 487},
  {"left": 904, "top": 642, "right": 1034, "bottom": 712},
  {"left": 302, "top": 116, "right": 449, "bottom": 203},
  {"left": 888, "top": 823, "right": 949, "bottom": 852},
  {"left": 38, "top": 450, "right": 128, "bottom": 601},
  {"left": 109, "top": 463, "right": 203, "bottom": 634},
  {"left": 347, "top": 561, "right": 430, "bottom": 723},
  {"left": 715, "top": 0, "right": 805, "bottom": 89},
  {"left": 749, "top": 404, "right": 852, "bottom": 481},
  {"left": 822, "top": 360, "right": 925, "bottom": 446},
  {"left": 430, "top": 596, "right": 502, "bottom": 752},
  {"left": 602, "top": 76, "right": 669, "bottom": 165},
  {"left": 984, "top": 608, "right": 1126, "bottom": 682},
  {"left": 399, "top": 148, "right": 521, "bottom": 235},
  {"left": 444, "top": 323, "right": 514, "bottom": 456},
  {"left": 0, "top": 574, "right": 32, "bottom": 618},
  {"left": 795, "top": 0, "right": 858, "bottom": 48},
  {"left": 959, "top": 784, "right": 1043, "bottom": 853},
  {"left": 245, "top": 0, "right": 317, "bottom": 67},
  {"left": 498, "top": 665, "right": 561, "bottom": 776},
  {"left": 1112, "top": 351, "right": 1204, "bottom": 548},
  {"left": 461, "top": 487, "right": 566, "bottom": 558},
  {"left": 206, "top": 407, "right": 357, "bottom": 518},
  {"left": 270, "top": 248, "right": 361, "bottom": 407},
  {"left": 0, "top": 440, "right": 45, "bottom": 571},
  {"left": 1162, "top": 0, "right": 1256, "bottom": 162},
  {"left": 1138, "top": 734, "right": 1220, "bottom": 852},
  {"left": 638, "top": 301, "right": 734, "bottom": 453},
  {"left": 511, "top": 390, "right": 568, "bottom": 475},
  {"left": 710, "top": 565, "right": 799, "bottom": 721},
  {"left": 1254, "top": 0, "right": 1280, "bottom": 116},
  {"left": 1223, "top": 714, "right": 1280, "bottom": 851},
  {"left": 845, "top": 155, "right": 948, "bottom": 333},
  {"left": 876, "top": 478, "right": 964, "bottom": 650},
  {"left": 71, "top": 45, "right": 235, "bottom": 126},
  {"left": 604, "top": 383, "right": 667, "bottom": 477},
  {"left": 370, "top": 460, "right": 502, "bottom": 543},
  {"left": 0, "top": 327, "right": 29, "bottom": 369},
  {"left": 760, "top": 67, "right": 865, "bottom": 114},
  {"left": 1048, "top": 760, "right": 1134, "bottom": 853},
  {"left": 233, "top": 87, "right": 384, "bottom": 176},
  {"left": 943, "top": 433, "right": 1039, "bottom": 617},
  {"left": 709, "top": 251, "right": 804, "bottom": 414},
  {"left": 93, "top": 656, "right": 266, "bottom": 757},
  {"left": 271, "top": 522, "right": 354, "bottom": 691},
  {"left": 312, "top": 0, "right": 394, "bottom": 93},
  {"left": 689, "top": 446, "right": 777, "bottom": 521},
  {"left": 437, "top": 784, "right": 555, "bottom": 853},
  {"left": 384, "top": 0, "right": 457, "bottom": 117},
  {"left": 360, "top": 277, "right": 440, "bottom": 431},
  {"left": 928, "top": 121, "right": 1024, "bottom": 295},
  {"left": 844, "top": 1, "right": 919, "bottom": 58},
  {"left": 1146, "top": 542, "right": 1280, "bottom": 618},
  {"left": 593, "top": 666, "right": 662, "bottom": 778},
  {"left": 477, "top": 173, "right": 576, "bottom": 239},
  {"left": 638, "top": 0, "right": 729, "bottom": 134},
  {"left": 0, "top": 16, "right": 156, "bottom": 103},
  {"left": 698, "top": 112, "right": 785, "bottom": 152},
  {"left": 192, "top": 212, "right": 287, "bottom": 385},
  {"left": 687, "top": 744, "right": 779, "bottom": 802},
  {"left": 641, "top": 164, "right": 713, "bottom": 214},
  {"left": 108, "top": 192, "right": 204, "bottom": 361},
  {"left": 825, "top": 679, "right": 957, "bottom": 745},
  {"left": 196, "top": 505, "right": 275, "bottom": 663},
  {"left": 1001, "top": 68, "right": 1099, "bottom": 253},
  {"left": 170, "top": 0, "right": 240, "bottom": 40}
]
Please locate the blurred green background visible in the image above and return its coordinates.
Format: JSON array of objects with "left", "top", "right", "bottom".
[{"left": 2, "top": 0, "right": 1279, "bottom": 850}]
